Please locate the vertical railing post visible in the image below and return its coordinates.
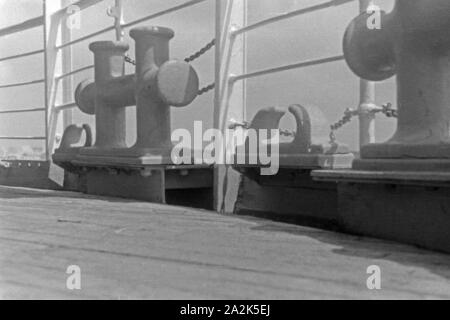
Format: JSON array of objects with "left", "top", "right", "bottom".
[
  {"left": 107, "top": 0, "right": 124, "bottom": 41},
  {"left": 111, "top": 0, "right": 125, "bottom": 41},
  {"left": 213, "top": 0, "right": 222, "bottom": 212},
  {"left": 43, "top": 0, "right": 50, "bottom": 160},
  {"left": 45, "top": 0, "right": 64, "bottom": 157},
  {"left": 61, "top": 0, "right": 73, "bottom": 129},
  {"left": 214, "top": 0, "right": 221, "bottom": 127},
  {"left": 358, "top": 0, "right": 376, "bottom": 148},
  {"left": 213, "top": 0, "right": 247, "bottom": 212}
]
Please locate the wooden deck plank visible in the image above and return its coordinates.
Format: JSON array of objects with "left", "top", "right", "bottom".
[{"left": 1, "top": 186, "right": 450, "bottom": 299}]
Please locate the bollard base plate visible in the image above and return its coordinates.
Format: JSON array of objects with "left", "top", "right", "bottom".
[
  {"left": 236, "top": 153, "right": 354, "bottom": 170},
  {"left": 81, "top": 164, "right": 213, "bottom": 209},
  {"left": 361, "top": 143, "right": 450, "bottom": 160},
  {"left": 353, "top": 158, "right": 450, "bottom": 172},
  {"left": 77, "top": 146, "right": 204, "bottom": 166},
  {"left": 53, "top": 152, "right": 214, "bottom": 209},
  {"left": 78, "top": 147, "right": 175, "bottom": 166}
]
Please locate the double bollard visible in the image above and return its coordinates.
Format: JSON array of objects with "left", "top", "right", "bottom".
[
  {"left": 53, "top": 26, "right": 213, "bottom": 208},
  {"left": 75, "top": 26, "right": 198, "bottom": 163}
]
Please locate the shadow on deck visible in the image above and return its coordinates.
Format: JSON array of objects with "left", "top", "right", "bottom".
[{"left": 0, "top": 185, "right": 449, "bottom": 299}]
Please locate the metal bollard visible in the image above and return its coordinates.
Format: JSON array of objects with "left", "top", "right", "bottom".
[
  {"left": 75, "top": 26, "right": 199, "bottom": 163},
  {"left": 75, "top": 41, "right": 132, "bottom": 149},
  {"left": 233, "top": 104, "right": 353, "bottom": 170},
  {"left": 344, "top": 0, "right": 450, "bottom": 164}
]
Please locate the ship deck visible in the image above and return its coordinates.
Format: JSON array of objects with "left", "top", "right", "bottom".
[{"left": 0, "top": 185, "right": 449, "bottom": 299}]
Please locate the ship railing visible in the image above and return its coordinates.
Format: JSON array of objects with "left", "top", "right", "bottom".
[{"left": 0, "top": 0, "right": 377, "bottom": 210}]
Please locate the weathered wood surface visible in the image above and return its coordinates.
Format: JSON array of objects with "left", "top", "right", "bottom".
[{"left": 0, "top": 186, "right": 450, "bottom": 299}]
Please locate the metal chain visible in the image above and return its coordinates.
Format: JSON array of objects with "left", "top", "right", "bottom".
[
  {"left": 184, "top": 38, "right": 216, "bottom": 63},
  {"left": 330, "top": 108, "right": 359, "bottom": 132},
  {"left": 329, "top": 108, "right": 358, "bottom": 142},
  {"left": 185, "top": 38, "right": 217, "bottom": 95},
  {"left": 280, "top": 129, "right": 296, "bottom": 137},
  {"left": 124, "top": 56, "right": 214, "bottom": 96},
  {"left": 379, "top": 103, "right": 398, "bottom": 118},
  {"left": 329, "top": 103, "right": 397, "bottom": 142},
  {"left": 124, "top": 54, "right": 136, "bottom": 65},
  {"left": 228, "top": 121, "right": 295, "bottom": 137},
  {"left": 125, "top": 38, "right": 216, "bottom": 65},
  {"left": 197, "top": 83, "right": 215, "bottom": 96},
  {"left": 124, "top": 39, "right": 216, "bottom": 96},
  {"left": 228, "top": 121, "right": 250, "bottom": 130}
]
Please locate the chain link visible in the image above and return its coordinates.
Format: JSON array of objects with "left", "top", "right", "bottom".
[
  {"left": 329, "top": 103, "right": 397, "bottom": 142},
  {"left": 279, "top": 129, "right": 296, "bottom": 137},
  {"left": 184, "top": 38, "right": 216, "bottom": 63},
  {"left": 228, "top": 121, "right": 295, "bottom": 137},
  {"left": 228, "top": 121, "right": 250, "bottom": 130},
  {"left": 197, "top": 83, "right": 215, "bottom": 96},
  {"left": 379, "top": 102, "right": 398, "bottom": 118},
  {"left": 124, "top": 54, "right": 136, "bottom": 65},
  {"left": 125, "top": 38, "right": 216, "bottom": 65},
  {"left": 330, "top": 108, "right": 359, "bottom": 131},
  {"left": 124, "top": 39, "right": 216, "bottom": 96},
  {"left": 125, "top": 55, "right": 215, "bottom": 96}
]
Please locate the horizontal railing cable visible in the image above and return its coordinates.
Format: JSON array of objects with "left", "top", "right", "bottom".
[
  {"left": 0, "top": 49, "right": 44, "bottom": 63},
  {"left": 0, "top": 136, "right": 47, "bottom": 140},
  {"left": 232, "top": 0, "right": 355, "bottom": 36},
  {"left": 0, "top": 15, "right": 44, "bottom": 37},
  {"left": 0, "top": 79, "right": 45, "bottom": 89},
  {"left": 54, "top": 102, "right": 77, "bottom": 111},
  {"left": 230, "top": 55, "right": 344, "bottom": 82},
  {"left": 121, "top": 0, "right": 208, "bottom": 29},
  {"left": 0, "top": 107, "right": 46, "bottom": 115},
  {"left": 56, "top": 65, "right": 94, "bottom": 80},
  {"left": 56, "top": 26, "right": 115, "bottom": 49}
]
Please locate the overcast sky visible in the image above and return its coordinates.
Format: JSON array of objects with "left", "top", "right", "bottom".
[{"left": 0, "top": 0, "right": 397, "bottom": 153}]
